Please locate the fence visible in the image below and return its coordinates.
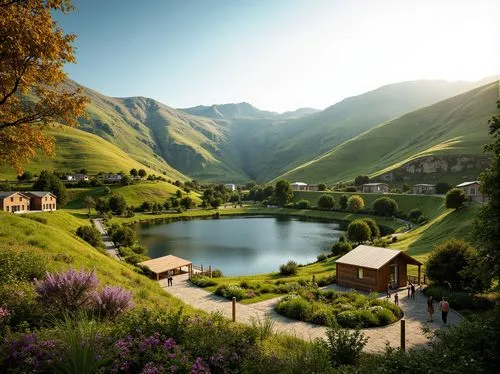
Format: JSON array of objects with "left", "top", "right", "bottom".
[{"left": 192, "top": 264, "right": 215, "bottom": 277}]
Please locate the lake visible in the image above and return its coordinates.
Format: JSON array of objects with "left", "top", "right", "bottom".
[{"left": 136, "top": 215, "right": 344, "bottom": 276}]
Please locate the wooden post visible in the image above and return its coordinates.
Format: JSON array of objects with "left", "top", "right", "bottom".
[
  {"left": 417, "top": 265, "right": 421, "bottom": 286},
  {"left": 156, "top": 273, "right": 159, "bottom": 281},
  {"left": 209, "top": 265, "right": 212, "bottom": 278},
  {"left": 400, "top": 319, "right": 406, "bottom": 352},
  {"left": 189, "top": 264, "right": 192, "bottom": 280},
  {"left": 232, "top": 297, "right": 236, "bottom": 322}
]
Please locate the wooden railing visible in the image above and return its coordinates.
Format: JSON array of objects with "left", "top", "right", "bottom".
[{"left": 407, "top": 275, "right": 426, "bottom": 285}]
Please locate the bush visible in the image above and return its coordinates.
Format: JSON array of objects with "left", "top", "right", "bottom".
[
  {"left": 347, "top": 220, "right": 371, "bottom": 244},
  {"left": 275, "top": 296, "right": 312, "bottom": 320},
  {"left": 331, "top": 241, "right": 352, "bottom": 255},
  {"left": 279, "top": 261, "right": 299, "bottom": 275},
  {"left": 347, "top": 195, "right": 364, "bottom": 212},
  {"left": 445, "top": 188, "right": 466, "bottom": 209},
  {"left": 294, "top": 199, "right": 311, "bottom": 209},
  {"left": 317, "top": 253, "right": 328, "bottom": 262},
  {"left": 76, "top": 225, "right": 104, "bottom": 249},
  {"left": 317, "top": 194, "right": 335, "bottom": 210},
  {"left": 108, "top": 194, "right": 127, "bottom": 215},
  {"left": 191, "top": 275, "right": 217, "bottom": 288},
  {"left": 0, "top": 249, "right": 47, "bottom": 284},
  {"left": 215, "top": 284, "right": 246, "bottom": 301},
  {"left": 408, "top": 208, "right": 423, "bottom": 221},
  {"left": 339, "top": 194, "right": 349, "bottom": 210},
  {"left": 111, "top": 226, "right": 136, "bottom": 247},
  {"left": 436, "top": 182, "right": 452, "bottom": 194},
  {"left": 361, "top": 217, "right": 380, "bottom": 239},
  {"left": 372, "top": 197, "right": 398, "bottom": 217},
  {"left": 321, "top": 326, "right": 367, "bottom": 367},
  {"left": 317, "top": 274, "right": 336, "bottom": 287},
  {"left": 211, "top": 269, "right": 224, "bottom": 278}
]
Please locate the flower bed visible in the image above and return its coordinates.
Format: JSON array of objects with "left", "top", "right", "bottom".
[{"left": 275, "top": 290, "right": 402, "bottom": 328}]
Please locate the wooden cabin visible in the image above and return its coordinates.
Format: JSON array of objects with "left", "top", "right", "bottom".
[{"left": 336, "top": 245, "right": 422, "bottom": 292}]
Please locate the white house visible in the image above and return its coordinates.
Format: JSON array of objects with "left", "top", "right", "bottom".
[
  {"left": 291, "top": 182, "right": 308, "bottom": 191},
  {"left": 225, "top": 184, "right": 236, "bottom": 192},
  {"left": 105, "top": 173, "right": 123, "bottom": 183},
  {"left": 362, "top": 183, "right": 389, "bottom": 193},
  {"left": 66, "top": 173, "right": 89, "bottom": 182},
  {"left": 456, "top": 181, "right": 486, "bottom": 203}
]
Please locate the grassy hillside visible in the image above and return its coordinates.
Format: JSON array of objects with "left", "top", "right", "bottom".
[
  {"left": 0, "top": 127, "right": 170, "bottom": 180},
  {"left": 277, "top": 81, "right": 498, "bottom": 185},
  {"left": 293, "top": 191, "right": 445, "bottom": 220},
  {"left": 0, "top": 211, "right": 189, "bottom": 310}
]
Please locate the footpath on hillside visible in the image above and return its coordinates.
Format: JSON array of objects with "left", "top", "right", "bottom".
[
  {"left": 160, "top": 275, "right": 462, "bottom": 352},
  {"left": 91, "top": 218, "right": 120, "bottom": 260}
]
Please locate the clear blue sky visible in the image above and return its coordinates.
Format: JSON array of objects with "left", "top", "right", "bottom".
[{"left": 58, "top": 0, "right": 499, "bottom": 112}]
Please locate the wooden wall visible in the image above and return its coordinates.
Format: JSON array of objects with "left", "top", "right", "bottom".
[{"left": 336, "top": 263, "right": 377, "bottom": 292}]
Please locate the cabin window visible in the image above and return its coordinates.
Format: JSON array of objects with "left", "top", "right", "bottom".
[
  {"left": 10, "top": 197, "right": 13, "bottom": 202},
  {"left": 470, "top": 188, "right": 476, "bottom": 195},
  {"left": 357, "top": 268, "right": 364, "bottom": 279}
]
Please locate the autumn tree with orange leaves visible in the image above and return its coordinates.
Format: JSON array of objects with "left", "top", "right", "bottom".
[{"left": 0, "top": 0, "right": 88, "bottom": 173}]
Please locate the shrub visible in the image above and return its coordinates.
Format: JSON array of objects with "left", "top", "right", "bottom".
[
  {"left": 275, "top": 296, "right": 312, "bottom": 320},
  {"left": 445, "top": 188, "right": 466, "bottom": 209},
  {"left": 108, "top": 194, "right": 127, "bottom": 215},
  {"left": 111, "top": 226, "right": 136, "bottom": 247},
  {"left": 317, "top": 274, "right": 336, "bottom": 287},
  {"left": 321, "top": 326, "right": 367, "bottom": 367},
  {"left": 317, "top": 253, "right": 328, "bottom": 262},
  {"left": 317, "top": 194, "right": 335, "bottom": 210},
  {"left": 436, "top": 182, "right": 452, "bottom": 194},
  {"left": 215, "top": 284, "right": 246, "bottom": 301},
  {"left": 347, "top": 220, "right": 371, "bottom": 244},
  {"left": 372, "top": 197, "right": 398, "bottom": 217},
  {"left": 408, "top": 208, "right": 423, "bottom": 221},
  {"left": 279, "top": 260, "right": 299, "bottom": 275},
  {"left": 211, "top": 269, "right": 224, "bottom": 278},
  {"left": 339, "top": 194, "right": 349, "bottom": 210},
  {"left": 347, "top": 195, "right": 364, "bottom": 212},
  {"left": 361, "top": 217, "right": 380, "bottom": 239},
  {"left": 95, "top": 285, "right": 133, "bottom": 319},
  {"left": 331, "top": 241, "right": 352, "bottom": 255},
  {"left": 417, "top": 215, "right": 428, "bottom": 224},
  {"left": 191, "top": 275, "right": 217, "bottom": 288},
  {"left": 310, "top": 305, "right": 334, "bottom": 326},
  {"left": 0, "top": 248, "right": 47, "bottom": 284},
  {"left": 336, "top": 310, "right": 361, "bottom": 328},
  {"left": 345, "top": 186, "right": 357, "bottom": 192},
  {"left": 295, "top": 199, "right": 311, "bottom": 209},
  {"left": 76, "top": 225, "right": 104, "bottom": 248},
  {"left": 0, "top": 282, "right": 40, "bottom": 330}
]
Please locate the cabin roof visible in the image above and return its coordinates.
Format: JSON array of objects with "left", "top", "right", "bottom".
[{"left": 336, "top": 245, "right": 422, "bottom": 269}]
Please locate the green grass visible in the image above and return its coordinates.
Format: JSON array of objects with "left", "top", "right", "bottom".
[
  {"left": 0, "top": 211, "right": 191, "bottom": 311},
  {"left": 276, "top": 81, "right": 498, "bottom": 185},
  {"left": 293, "top": 191, "right": 446, "bottom": 220}
]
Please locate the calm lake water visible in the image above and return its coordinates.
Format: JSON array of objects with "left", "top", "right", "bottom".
[{"left": 136, "top": 216, "right": 344, "bottom": 276}]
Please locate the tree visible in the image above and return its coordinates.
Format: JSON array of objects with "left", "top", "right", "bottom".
[
  {"left": 339, "top": 194, "right": 349, "bottom": 210},
  {"left": 83, "top": 196, "right": 95, "bottom": 215},
  {"left": 436, "top": 182, "right": 452, "bottom": 194},
  {"left": 210, "top": 197, "right": 222, "bottom": 209},
  {"left": 425, "top": 239, "right": 488, "bottom": 291},
  {"left": 163, "top": 200, "right": 171, "bottom": 210},
  {"left": 130, "top": 168, "right": 138, "bottom": 177},
  {"left": 120, "top": 175, "right": 132, "bottom": 186},
  {"left": 473, "top": 100, "right": 500, "bottom": 283},
  {"left": 180, "top": 196, "right": 194, "bottom": 210},
  {"left": 354, "top": 176, "right": 369, "bottom": 186},
  {"left": 361, "top": 218, "right": 380, "bottom": 239},
  {"left": 108, "top": 195, "right": 127, "bottom": 216},
  {"left": 17, "top": 171, "right": 33, "bottom": 181},
  {"left": 402, "top": 183, "right": 410, "bottom": 193},
  {"left": 76, "top": 225, "right": 103, "bottom": 249},
  {"left": 317, "top": 183, "right": 327, "bottom": 191},
  {"left": 140, "top": 201, "right": 151, "bottom": 212},
  {"left": 0, "top": 0, "right": 88, "bottom": 173},
  {"left": 347, "top": 220, "right": 371, "bottom": 244},
  {"left": 274, "top": 179, "right": 293, "bottom": 207},
  {"left": 138, "top": 169, "right": 147, "bottom": 179},
  {"left": 317, "top": 194, "right": 335, "bottom": 210},
  {"left": 32, "top": 170, "right": 68, "bottom": 205},
  {"left": 347, "top": 195, "right": 364, "bottom": 212},
  {"left": 262, "top": 185, "right": 274, "bottom": 199},
  {"left": 445, "top": 188, "right": 466, "bottom": 210},
  {"left": 95, "top": 198, "right": 109, "bottom": 215},
  {"left": 372, "top": 197, "right": 398, "bottom": 217},
  {"left": 111, "top": 227, "right": 136, "bottom": 248},
  {"left": 331, "top": 241, "right": 352, "bottom": 256},
  {"left": 175, "top": 189, "right": 183, "bottom": 199},
  {"left": 103, "top": 186, "right": 111, "bottom": 195}
]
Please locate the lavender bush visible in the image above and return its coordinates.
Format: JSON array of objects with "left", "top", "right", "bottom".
[{"left": 96, "top": 286, "right": 133, "bottom": 319}]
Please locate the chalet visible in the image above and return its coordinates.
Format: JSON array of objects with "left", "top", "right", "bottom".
[
  {"left": 291, "top": 182, "right": 308, "bottom": 191},
  {"left": 362, "top": 183, "right": 389, "bottom": 193},
  {"left": 412, "top": 184, "right": 436, "bottom": 195},
  {"left": 456, "top": 181, "right": 485, "bottom": 203},
  {"left": 336, "top": 245, "right": 422, "bottom": 292},
  {"left": 105, "top": 173, "right": 123, "bottom": 183},
  {"left": 225, "top": 184, "right": 236, "bottom": 192},
  {"left": 66, "top": 173, "right": 89, "bottom": 182},
  {"left": 26, "top": 192, "right": 57, "bottom": 211},
  {"left": 0, "top": 192, "right": 30, "bottom": 213}
]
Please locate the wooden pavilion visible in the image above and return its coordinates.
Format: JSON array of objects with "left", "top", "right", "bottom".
[
  {"left": 336, "top": 245, "right": 422, "bottom": 292},
  {"left": 138, "top": 255, "right": 193, "bottom": 281}
]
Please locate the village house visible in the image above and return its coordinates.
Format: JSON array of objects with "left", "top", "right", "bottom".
[
  {"left": 290, "top": 182, "right": 319, "bottom": 192},
  {"left": 105, "top": 173, "right": 123, "bottom": 183},
  {"left": 0, "top": 192, "right": 30, "bottom": 213},
  {"left": 336, "top": 245, "right": 422, "bottom": 292},
  {"left": 361, "top": 182, "right": 389, "bottom": 193},
  {"left": 26, "top": 192, "right": 57, "bottom": 211},
  {"left": 412, "top": 184, "right": 436, "bottom": 195},
  {"left": 66, "top": 173, "right": 89, "bottom": 182},
  {"left": 456, "top": 181, "right": 486, "bottom": 203},
  {"left": 224, "top": 183, "right": 236, "bottom": 192}
]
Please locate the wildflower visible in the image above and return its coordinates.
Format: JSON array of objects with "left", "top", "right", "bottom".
[{"left": 191, "top": 357, "right": 209, "bottom": 374}]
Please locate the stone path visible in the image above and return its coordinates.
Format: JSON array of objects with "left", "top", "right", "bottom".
[
  {"left": 91, "top": 218, "right": 120, "bottom": 260},
  {"left": 161, "top": 275, "right": 462, "bottom": 352}
]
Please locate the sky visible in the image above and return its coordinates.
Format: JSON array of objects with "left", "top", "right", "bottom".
[{"left": 57, "top": 0, "right": 499, "bottom": 112}]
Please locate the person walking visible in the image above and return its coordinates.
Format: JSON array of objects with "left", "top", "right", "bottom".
[
  {"left": 410, "top": 283, "right": 416, "bottom": 300},
  {"left": 407, "top": 283, "right": 411, "bottom": 297},
  {"left": 394, "top": 292, "right": 399, "bottom": 306},
  {"left": 386, "top": 283, "right": 391, "bottom": 298},
  {"left": 427, "top": 296, "right": 435, "bottom": 322},
  {"left": 439, "top": 297, "right": 450, "bottom": 325},
  {"left": 167, "top": 270, "right": 173, "bottom": 286}
]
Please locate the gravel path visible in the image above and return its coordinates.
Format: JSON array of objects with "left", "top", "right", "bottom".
[
  {"left": 161, "top": 275, "right": 462, "bottom": 352},
  {"left": 91, "top": 218, "right": 120, "bottom": 260}
]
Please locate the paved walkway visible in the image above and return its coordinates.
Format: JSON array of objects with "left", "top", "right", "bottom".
[
  {"left": 161, "top": 275, "right": 462, "bottom": 352},
  {"left": 91, "top": 218, "right": 120, "bottom": 260}
]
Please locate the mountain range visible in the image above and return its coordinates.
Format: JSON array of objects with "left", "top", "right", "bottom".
[{"left": 0, "top": 77, "right": 497, "bottom": 185}]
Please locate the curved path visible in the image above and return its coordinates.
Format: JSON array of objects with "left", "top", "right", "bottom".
[{"left": 160, "top": 275, "right": 461, "bottom": 352}]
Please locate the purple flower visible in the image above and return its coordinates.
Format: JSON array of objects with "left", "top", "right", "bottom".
[
  {"left": 191, "top": 357, "right": 209, "bottom": 374},
  {"left": 162, "top": 338, "right": 176, "bottom": 351},
  {"left": 97, "top": 285, "right": 133, "bottom": 319},
  {"left": 141, "top": 362, "right": 163, "bottom": 374}
]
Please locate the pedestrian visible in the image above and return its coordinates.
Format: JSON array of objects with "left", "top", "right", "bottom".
[
  {"left": 439, "top": 297, "right": 450, "bottom": 325},
  {"left": 427, "top": 296, "right": 434, "bottom": 322},
  {"left": 410, "top": 283, "right": 416, "bottom": 299},
  {"left": 407, "top": 283, "right": 411, "bottom": 297},
  {"left": 167, "top": 270, "right": 173, "bottom": 286},
  {"left": 394, "top": 293, "right": 399, "bottom": 305},
  {"left": 387, "top": 283, "right": 391, "bottom": 298}
]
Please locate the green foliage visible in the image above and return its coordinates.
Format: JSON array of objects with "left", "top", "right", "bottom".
[
  {"left": 108, "top": 194, "right": 127, "bottom": 216},
  {"left": 279, "top": 260, "right": 299, "bottom": 275},
  {"left": 190, "top": 275, "right": 217, "bottom": 288},
  {"left": 317, "top": 253, "right": 328, "bottom": 262},
  {"left": 331, "top": 241, "right": 352, "bottom": 255},
  {"left": 339, "top": 194, "right": 349, "bottom": 210},
  {"left": 354, "top": 175, "right": 369, "bottom": 186},
  {"left": 0, "top": 248, "right": 47, "bottom": 284},
  {"left": 215, "top": 284, "right": 246, "bottom": 301},
  {"left": 361, "top": 217, "right": 380, "bottom": 239},
  {"left": 347, "top": 220, "right": 371, "bottom": 244},
  {"left": 180, "top": 196, "right": 194, "bottom": 210},
  {"left": 445, "top": 188, "right": 466, "bottom": 209},
  {"left": 347, "top": 195, "right": 364, "bottom": 212},
  {"left": 110, "top": 226, "right": 136, "bottom": 248},
  {"left": 425, "top": 239, "right": 488, "bottom": 291},
  {"left": 372, "top": 197, "right": 398, "bottom": 217},
  {"left": 274, "top": 179, "right": 293, "bottom": 207},
  {"left": 317, "top": 183, "right": 327, "bottom": 191},
  {"left": 294, "top": 199, "right": 311, "bottom": 209},
  {"left": 275, "top": 295, "right": 312, "bottom": 320},
  {"left": 120, "top": 175, "right": 133, "bottom": 186},
  {"left": 32, "top": 170, "right": 68, "bottom": 206},
  {"left": 436, "top": 182, "right": 452, "bottom": 194},
  {"left": 76, "top": 225, "right": 104, "bottom": 249},
  {"left": 321, "top": 326, "right": 367, "bottom": 368},
  {"left": 408, "top": 208, "right": 422, "bottom": 222},
  {"left": 317, "top": 194, "right": 335, "bottom": 210}
]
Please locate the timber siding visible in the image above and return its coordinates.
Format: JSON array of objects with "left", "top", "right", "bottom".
[
  {"left": 26, "top": 192, "right": 57, "bottom": 211},
  {"left": 0, "top": 192, "right": 30, "bottom": 213}
]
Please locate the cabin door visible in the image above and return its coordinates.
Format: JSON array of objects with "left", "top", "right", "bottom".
[{"left": 389, "top": 264, "right": 398, "bottom": 288}]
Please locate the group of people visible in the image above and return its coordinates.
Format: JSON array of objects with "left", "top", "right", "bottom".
[{"left": 388, "top": 282, "right": 450, "bottom": 324}]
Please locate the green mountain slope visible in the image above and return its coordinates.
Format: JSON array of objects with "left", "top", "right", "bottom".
[{"left": 276, "top": 81, "right": 499, "bottom": 185}]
